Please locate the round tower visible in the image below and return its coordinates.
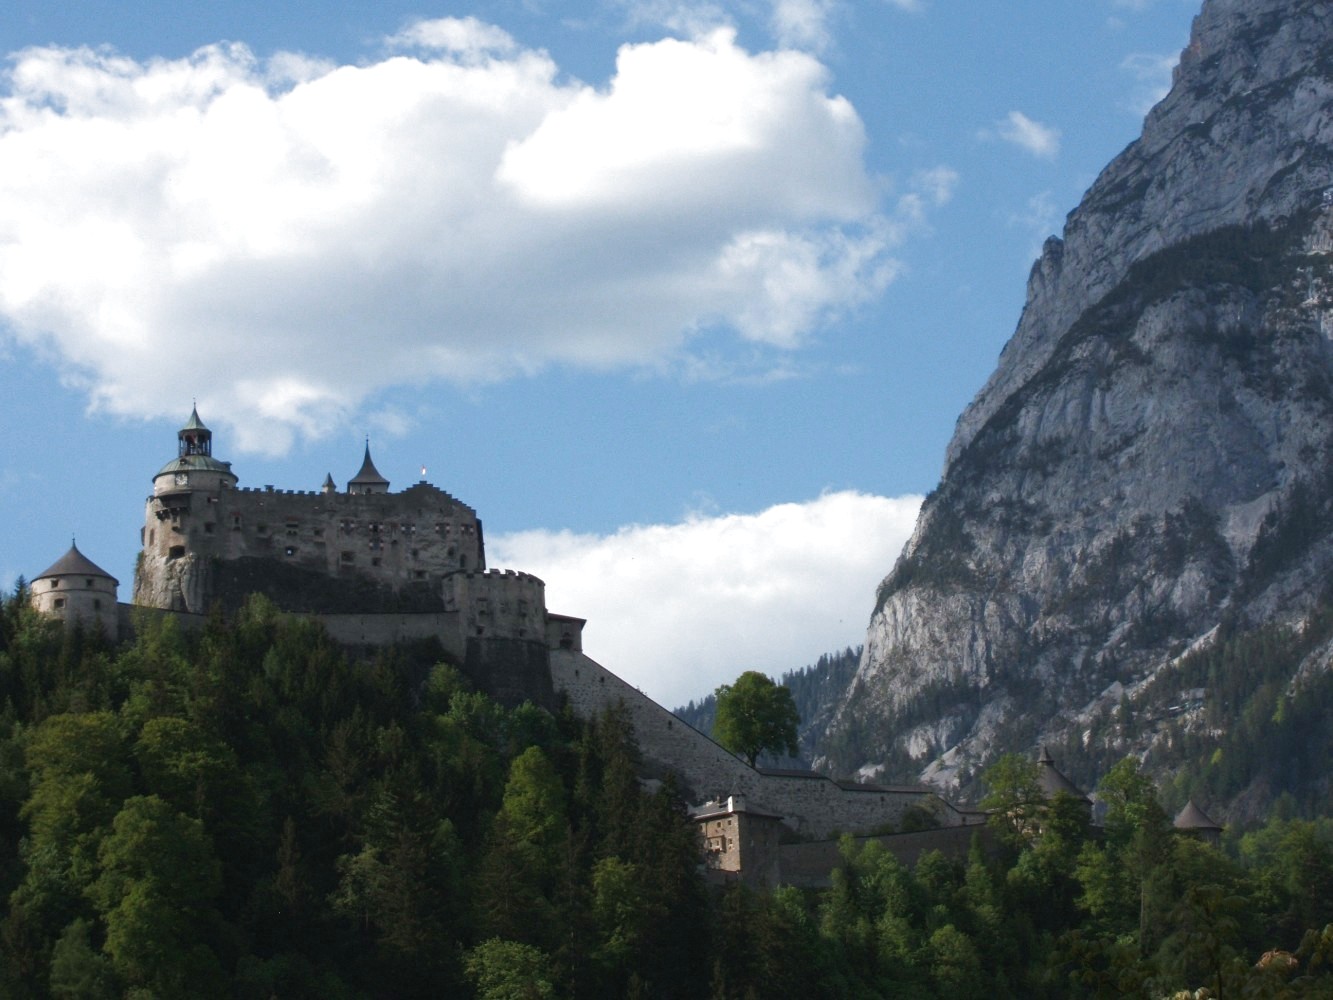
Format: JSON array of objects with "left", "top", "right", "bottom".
[
  {"left": 31, "top": 542, "right": 120, "bottom": 636},
  {"left": 136, "top": 407, "right": 236, "bottom": 612},
  {"left": 151, "top": 406, "right": 238, "bottom": 498}
]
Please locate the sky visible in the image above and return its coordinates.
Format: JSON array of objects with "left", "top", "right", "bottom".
[{"left": 0, "top": 0, "right": 1201, "bottom": 709}]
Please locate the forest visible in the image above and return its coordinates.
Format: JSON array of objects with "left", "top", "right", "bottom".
[{"left": 1, "top": 585, "right": 1332, "bottom": 998}]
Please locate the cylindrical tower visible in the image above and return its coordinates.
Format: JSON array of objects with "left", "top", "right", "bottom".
[{"left": 31, "top": 542, "right": 120, "bottom": 636}]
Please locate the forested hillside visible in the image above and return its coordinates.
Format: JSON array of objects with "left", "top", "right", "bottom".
[
  {"left": 3, "top": 587, "right": 1333, "bottom": 998},
  {"left": 673, "top": 647, "right": 860, "bottom": 765}
]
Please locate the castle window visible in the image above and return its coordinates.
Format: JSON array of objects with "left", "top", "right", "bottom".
[
  {"left": 204, "top": 523, "right": 215, "bottom": 534},
  {"left": 53, "top": 598, "right": 65, "bottom": 609},
  {"left": 284, "top": 546, "right": 297, "bottom": 557},
  {"left": 313, "top": 528, "right": 324, "bottom": 538},
  {"left": 150, "top": 529, "right": 155, "bottom": 545},
  {"left": 414, "top": 570, "right": 425, "bottom": 579},
  {"left": 168, "top": 545, "right": 185, "bottom": 560},
  {"left": 231, "top": 516, "right": 241, "bottom": 531},
  {"left": 285, "top": 521, "right": 299, "bottom": 536},
  {"left": 50, "top": 580, "right": 59, "bottom": 588},
  {"left": 85, "top": 578, "right": 93, "bottom": 587},
  {"left": 341, "top": 551, "right": 354, "bottom": 563},
  {"left": 256, "top": 524, "right": 268, "bottom": 535},
  {"left": 371, "top": 557, "right": 381, "bottom": 567},
  {"left": 410, "top": 548, "right": 419, "bottom": 559}
]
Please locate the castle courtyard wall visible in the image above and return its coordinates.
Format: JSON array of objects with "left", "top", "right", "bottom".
[{"left": 549, "top": 648, "right": 958, "bottom": 840}]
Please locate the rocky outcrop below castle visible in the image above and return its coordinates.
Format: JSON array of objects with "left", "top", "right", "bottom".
[{"left": 821, "top": 0, "right": 1333, "bottom": 794}]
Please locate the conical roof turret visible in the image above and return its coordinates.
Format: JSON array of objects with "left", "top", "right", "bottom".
[
  {"left": 347, "top": 440, "right": 390, "bottom": 494},
  {"left": 1174, "top": 800, "right": 1222, "bottom": 832},
  {"left": 1035, "top": 746, "right": 1090, "bottom": 803},
  {"left": 35, "top": 541, "right": 119, "bottom": 586}
]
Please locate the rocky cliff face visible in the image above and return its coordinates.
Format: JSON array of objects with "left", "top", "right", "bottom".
[{"left": 822, "top": 0, "right": 1333, "bottom": 795}]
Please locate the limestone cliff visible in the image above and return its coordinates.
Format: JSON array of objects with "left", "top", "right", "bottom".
[{"left": 822, "top": 0, "right": 1333, "bottom": 796}]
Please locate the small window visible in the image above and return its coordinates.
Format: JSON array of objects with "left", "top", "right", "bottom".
[
  {"left": 50, "top": 580, "right": 59, "bottom": 589},
  {"left": 168, "top": 545, "right": 185, "bottom": 560},
  {"left": 414, "top": 570, "right": 425, "bottom": 579},
  {"left": 341, "top": 551, "right": 354, "bottom": 563},
  {"left": 204, "top": 523, "right": 215, "bottom": 534},
  {"left": 256, "top": 524, "right": 268, "bottom": 535},
  {"left": 85, "top": 578, "right": 93, "bottom": 587},
  {"left": 53, "top": 598, "right": 65, "bottom": 609},
  {"left": 93, "top": 599, "right": 102, "bottom": 610},
  {"left": 371, "top": 557, "right": 382, "bottom": 567},
  {"left": 313, "top": 527, "right": 324, "bottom": 538}
]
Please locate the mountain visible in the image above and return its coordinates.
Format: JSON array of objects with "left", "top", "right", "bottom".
[{"left": 820, "top": 0, "right": 1333, "bottom": 814}]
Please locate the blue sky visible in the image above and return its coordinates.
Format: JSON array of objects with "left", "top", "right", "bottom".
[{"left": 0, "top": 0, "right": 1199, "bottom": 708}]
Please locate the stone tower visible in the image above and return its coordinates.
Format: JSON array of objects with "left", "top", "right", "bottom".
[
  {"left": 134, "top": 407, "right": 238, "bottom": 612},
  {"left": 31, "top": 542, "right": 120, "bottom": 635}
]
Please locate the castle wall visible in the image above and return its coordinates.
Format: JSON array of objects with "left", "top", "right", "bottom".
[
  {"left": 777, "top": 825, "right": 995, "bottom": 889},
  {"left": 137, "top": 480, "right": 485, "bottom": 613},
  {"left": 548, "top": 648, "right": 957, "bottom": 840},
  {"left": 446, "top": 570, "right": 546, "bottom": 642}
]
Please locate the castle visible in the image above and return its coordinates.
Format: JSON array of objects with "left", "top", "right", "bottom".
[{"left": 32, "top": 409, "right": 1001, "bottom": 883}]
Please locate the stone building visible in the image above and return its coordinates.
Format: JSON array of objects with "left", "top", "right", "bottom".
[
  {"left": 32, "top": 407, "right": 978, "bottom": 858},
  {"left": 135, "top": 408, "right": 486, "bottom": 615},
  {"left": 30, "top": 543, "right": 120, "bottom": 637}
]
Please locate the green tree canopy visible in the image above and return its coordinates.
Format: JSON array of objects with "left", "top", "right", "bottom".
[{"left": 712, "top": 671, "right": 799, "bottom": 768}]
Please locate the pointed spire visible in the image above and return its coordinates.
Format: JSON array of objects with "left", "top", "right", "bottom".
[
  {"left": 321, "top": 472, "right": 337, "bottom": 494},
  {"left": 347, "top": 440, "right": 390, "bottom": 494}
]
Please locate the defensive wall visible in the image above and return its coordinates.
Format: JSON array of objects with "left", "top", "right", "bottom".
[
  {"left": 776, "top": 825, "right": 995, "bottom": 890},
  {"left": 549, "top": 647, "right": 967, "bottom": 840}
]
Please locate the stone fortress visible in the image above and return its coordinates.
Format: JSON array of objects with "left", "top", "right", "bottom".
[{"left": 34, "top": 409, "right": 1148, "bottom": 886}]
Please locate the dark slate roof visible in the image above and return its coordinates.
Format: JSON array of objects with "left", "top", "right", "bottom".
[
  {"left": 349, "top": 443, "right": 389, "bottom": 487},
  {"left": 1174, "top": 800, "right": 1223, "bottom": 831},
  {"left": 1036, "top": 747, "right": 1091, "bottom": 802},
  {"left": 35, "top": 543, "right": 119, "bottom": 586},
  {"left": 322, "top": 473, "right": 337, "bottom": 491}
]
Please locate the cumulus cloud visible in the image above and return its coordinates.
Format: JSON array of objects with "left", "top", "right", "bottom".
[
  {"left": 0, "top": 21, "right": 927, "bottom": 453},
  {"left": 991, "top": 110, "right": 1061, "bottom": 159},
  {"left": 489, "top": 490, "right": 923, "bottom": 709}
]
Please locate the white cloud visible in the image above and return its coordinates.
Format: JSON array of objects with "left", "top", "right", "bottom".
[
  {"left": 0, "top": 22, "right": 923, "bottom": 453},
  {"left": 489, "top": 490, "right": 923, "bottom": 709},
  {"left": 770, "top": 0, "right": 837, "bottom": 52},
  {"left": 1120, "top": 52, "right": 1178, "bottom": 116},
  {"left": 993, "top": 111, "right": 1061, "bottom": 159}
]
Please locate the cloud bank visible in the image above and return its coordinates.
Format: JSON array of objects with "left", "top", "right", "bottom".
[
  {"left": 490, "top": 490, "right": 923, "bottom": 709},
  {"left": 0, "top": 20, "right": 947, "bottom": 453}
]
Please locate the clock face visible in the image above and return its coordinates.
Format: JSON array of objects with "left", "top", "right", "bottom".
[{"left": 175, "top": 472, "right": 189, "bottom": 486}]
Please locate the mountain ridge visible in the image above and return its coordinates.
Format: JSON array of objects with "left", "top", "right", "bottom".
[{"left": 819, "top": 0, "right": 1333, "bottom": 811}]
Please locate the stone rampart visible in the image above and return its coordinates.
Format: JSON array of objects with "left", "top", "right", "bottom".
[
  {"left": 777, "top": 824, "right": 995, "bottom": 889},
  {"left": 549, "top": 648, "right": 959, "bottom": 839}
]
